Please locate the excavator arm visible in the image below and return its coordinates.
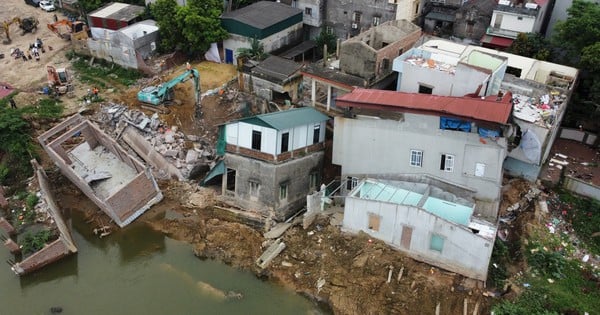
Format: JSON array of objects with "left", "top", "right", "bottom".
[{"left": 138, "top": 69, "right": 200, "bottom": 106}]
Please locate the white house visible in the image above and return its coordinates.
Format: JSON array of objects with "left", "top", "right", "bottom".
[
  {"left": 392, "top": 38, "right": 579, "bottom": 181},
  {"left": 220, "top": 1, "right": 303, "bottom": 64},
  {"left": 343, "top": 178, "right": 497, "bottom": 281},
  {"left": 205, "top": 107, "right": 331, "bottom": 221}
]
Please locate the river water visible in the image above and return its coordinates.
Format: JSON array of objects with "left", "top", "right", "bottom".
[{"left": 0, "top": 210, "right": 324, "bottom": 315}]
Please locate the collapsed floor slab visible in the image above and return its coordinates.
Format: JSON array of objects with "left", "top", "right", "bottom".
[{"left": 38, "top": 114, "right": 163, "bottom": 228}]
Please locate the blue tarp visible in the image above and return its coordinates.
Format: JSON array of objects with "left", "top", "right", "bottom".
[
  {"left": 440, "top": 117, "right": 471, "bottom": 132},
  {"left": 478, "top": 127, "right": 501, "bottom": 138}
]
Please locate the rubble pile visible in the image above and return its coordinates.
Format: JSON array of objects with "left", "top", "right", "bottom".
[
  {"left": 97, "top": 103, "right": 216, "bottom": 179},
  {"left": 512, "top": 92, "right": 567, "bottom": 128}
]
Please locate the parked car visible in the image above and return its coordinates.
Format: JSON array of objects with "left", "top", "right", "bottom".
[
  {"left": 24, "top": 0, "right": 40, "bottom": 7},
  {"left": 39, "top": 1, "right": 56, "bottom": 12}
]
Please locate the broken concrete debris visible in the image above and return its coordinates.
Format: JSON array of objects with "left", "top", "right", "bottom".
[{"left": 97, "top": 103, "right": 216, "bottom": 180}]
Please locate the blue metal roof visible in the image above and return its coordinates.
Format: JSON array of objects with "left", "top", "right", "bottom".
[{"left": 238, "top": 107, "right": 330, "bottom": 131}]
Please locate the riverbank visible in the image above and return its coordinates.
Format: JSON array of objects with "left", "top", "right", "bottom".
[{"left": 142, "top": 181, "right": 494, "bottom": 315}]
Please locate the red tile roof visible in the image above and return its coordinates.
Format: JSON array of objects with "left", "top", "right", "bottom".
[{"left": 336, "top": 89, "right": 513, "bottom": 124}]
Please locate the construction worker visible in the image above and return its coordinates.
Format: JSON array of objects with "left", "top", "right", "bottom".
[
  {"left": 92, "top": 87, "right": 99, "bottom": 100},
  {"left": 186, "top": 62, "right": 191, "bottom": 70},
  {"left": 9, "top": 98, "right": 16, "bottom": 109}
]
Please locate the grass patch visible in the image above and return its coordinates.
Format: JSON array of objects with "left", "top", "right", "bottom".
[
  {"left": 20, "top": 230, "right": 54, "bottom": 256},
  {"left": 488, "top": 240, "right": 510, "bottom": 288},
  {"left": 557, "top": 190, "right": 600, "bottom": 255},
  {"left": 69, "top": 52, "right": 143, "bottom": 87}
]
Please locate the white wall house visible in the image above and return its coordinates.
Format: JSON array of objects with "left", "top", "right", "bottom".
[
  {"left": 333, "top": 88, "right": 514, "bottom": 217},
  {"left": 221, "top": 1, "right": 303, "bottom": 65},
  {"left": 483, "top": 0, "right": 552, "bottom": 48},
  {"left": 343, "top": 178, "right": 496, "bottom": 281},
  {"left": 392, "top": 39, "right": 578, "bottom": 181},
  {"left": 225, "top": 110, "right": 326, "bottom": 156},
  {"left": 213, "top": 107, "right": 330, "bottom": 221}
]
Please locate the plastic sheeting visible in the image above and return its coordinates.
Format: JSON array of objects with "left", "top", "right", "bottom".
[
  {"left": 440, "top": 117, "right": 471, "bottom": 132},
  {"left": 478, "top": 127, "right": 501, "bottom": 138},
  {"left": 520, "top": 129, "right": 541, "bottom": 162},
  {"left": 204, "top": 43, "right": 221, "bottom": 63}
]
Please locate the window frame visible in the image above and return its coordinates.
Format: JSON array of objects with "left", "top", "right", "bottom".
[
  {"left": 313, "top": 123, "right": 321, "bottom": 144},
  {"left": 251, "top": 130, "right": 262, "bottom": 151},
  {"left": 249, "top": 180, "right": 260, "bottom": 197},
  {"left": 309, "top": 172, "right": 319, "bottom": 191},
  {"left": 281, "top": 132, "right": 289, "bottom": 153},
  {"left": 430, "top": 233, "right": 445, "bottom": 252},
  {"left": 410, "top": 150, "right": 423, "bottom": 167},
  {"left": 305, "top": 7, "right": 312, "bottom": 16},
  {"left": 279, "top": 183, "right": 288, "bottom": 200},
  {"left": 368, "top": 212, "right": 381, "bottom": 231}
]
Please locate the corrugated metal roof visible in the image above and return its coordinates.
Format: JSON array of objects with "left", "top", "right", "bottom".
[
  {"left": 221, "top": 1, "right": 302, "bottom": 29},
  {"left": 336, "top": 89, "right": 513, "bottom": 124},
  {"left": 239, "top": 107, "right": 330, "bottom": 130},
  {"left": 89, "top": 3, "right": 145, "bottom": 21}
]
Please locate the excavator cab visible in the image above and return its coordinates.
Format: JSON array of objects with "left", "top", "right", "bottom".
[{"left": 47, "top": 66, "right": 73, "bottom": 95}]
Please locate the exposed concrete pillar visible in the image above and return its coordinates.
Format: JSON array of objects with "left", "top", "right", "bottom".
[
  {"left": 311, "top": 79, "right": 316, "bottom": 107},
  {"left": 326, "top": 85, "right": 332, "bottom": 111}
]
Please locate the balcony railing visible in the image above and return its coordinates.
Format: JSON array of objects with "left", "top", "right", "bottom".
[
  {"left": 486, "top": 26, "right": 520, "bottom": 39},
  {"left": 226, "top": 142, "right": 325, "bottom": 164}
]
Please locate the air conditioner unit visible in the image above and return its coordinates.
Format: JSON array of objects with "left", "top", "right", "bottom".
[{"left": 351, "top": 23, "right": 358, "bottom": 29}]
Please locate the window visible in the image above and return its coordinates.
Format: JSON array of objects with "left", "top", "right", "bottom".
[
  {"left": 352, "top": 11, "right": 362, "bottom": 23},
  {"left": 309, "top": 172, "right": 319, "bottom": 191},
  {"left": 418, "top": 84, "right": 433, "bottom": 94},
  {"left": 373, "top": 16, "right": 381, "bottom": 26},
  {"left": 430, "top": 234, "right": 444, "bottom": 252},
  {"left": 249, "top": 180, "right": 260, "bottom": 197},
  {"left": 279, "top": 183, "right": 288, "bottom": 200},
  {"left": 226, "top": 168, "right": 236, "bottom": 192},
  {"left": 381, "top": 58, "right": 390, "bottom": 71},
  {"left": 313, "top": 124, "right": 321, "bottom": 144},
  {"left": 325, "top": 26, "right": 333, "bottom": 34},
  {"left": 346, "top": 176, "right": 358, "bottom": 191},
  {"left": 410, "top": 150, "right": 423, "bottom": 167},
  {"left": 281, "top": 132, "right": 289, "bottom": 153},
  {"left": 368, "top": 213, "right": 381, "bottom": 231},
  {"left": 440, "top": 154, "right": 454, "bottom": 172},
  {"left": 251, "top": 130, "right": 261, "bottom": 150},
  {"left": 305, "top": 7, "right": 312, "bottom": 16}
]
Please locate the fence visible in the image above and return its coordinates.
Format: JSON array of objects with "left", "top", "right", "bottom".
[
  {"left": 563, "top": 175, "right": 600, "bottom": 201},
  {"left": 558, "top": 128, "right": 598, "bottom": 146}
]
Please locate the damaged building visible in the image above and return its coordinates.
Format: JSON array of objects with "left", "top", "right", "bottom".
[
  {"left": 343, "top": 178, "right": 496, "bottom": 281},
  {"left": 38, "top": 114, "right": 163, "bottom": 228},
  {"left": 328, "top": 88, "right": 513, "bottom": 280},
  {"left": 392, "top": 38, "right": 578, "bottom": 180},
  {"left": 204, "top": 107, "right": 330, "bottom": 221}
]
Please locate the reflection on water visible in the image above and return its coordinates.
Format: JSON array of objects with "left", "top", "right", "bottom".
[{"left": 1, "top": 210, "right": 325, "bottom": 315}]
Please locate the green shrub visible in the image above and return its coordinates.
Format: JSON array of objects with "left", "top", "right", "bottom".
[{"left": 20, "top": 230, "right": 53, "bottom": 256}]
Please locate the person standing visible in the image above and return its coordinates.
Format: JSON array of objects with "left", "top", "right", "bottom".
[{"left": 9, "top": 98, "right": 16, "bottom": 109}]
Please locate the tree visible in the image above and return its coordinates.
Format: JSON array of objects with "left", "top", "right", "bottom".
[
  {"left": 315, "top": 29, "right": 337, "bottom": 56},
  {"left": 236, "top": 37, "right": 267, "bottom": 62},
  {"left": 553, "top": 0, "right": 600, "bottom": 66},
  {"left": 507, "top": 33, "right": 550, "bottom": 61},
  {"left": 151, "top": 0, "right": 228, "bottom": 56},
  {"left": 551, "top": 0, "right": 600, "bottom": 131}
]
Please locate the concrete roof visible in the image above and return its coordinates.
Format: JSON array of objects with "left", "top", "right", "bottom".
[
  {"left": 221, "top": 1, "right": 302, "bottom": 29},
  {"left": 89, "top": 2, "right": 145, "bottom": 21},
  {"left": 336, "top": 88, "right": 513, "bottom": 125},
  {"left": 119, "top": 20, "right": 158, "bottom": 40},
  {"left": 302, "top": 64, "right": 367, "bottom": 89},
  {"left": 239, "top": 107, "right": 330, "bottom": 131},
  {"left": 251, "top": 56, "right": 303, "bottom": 82}
]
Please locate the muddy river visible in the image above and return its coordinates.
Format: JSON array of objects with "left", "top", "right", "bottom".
[{"left": 0, "top": 211, "right": 324, "bottom": 315}]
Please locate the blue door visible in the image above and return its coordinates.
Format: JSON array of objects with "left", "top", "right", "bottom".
[{"left": 225, "top": 49, "right": 233, "bottom": 64}]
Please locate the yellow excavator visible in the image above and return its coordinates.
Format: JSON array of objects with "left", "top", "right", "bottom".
[
  {"left": 1, "top": 17, "right": 39, "bottom": 44},
  {"left": 1, "top": 17, "right": 20, "bottom": 44}
]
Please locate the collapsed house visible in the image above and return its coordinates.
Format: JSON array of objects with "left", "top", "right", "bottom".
[
  {"left": 38, "top": 114, "right": 163, "bottom": 228},
  {"left": 8, "top": 161, "right": 78, "bottom": 276},
  {"left": 343, "top": 178, "right": 496, "bottom": 281}
]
